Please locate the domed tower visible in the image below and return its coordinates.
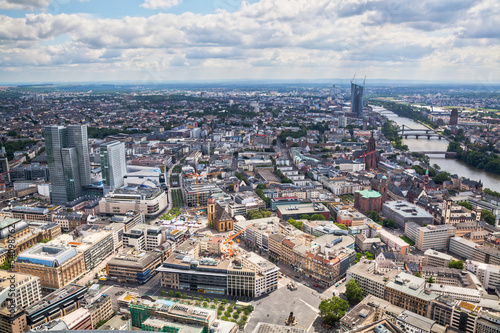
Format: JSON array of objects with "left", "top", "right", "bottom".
[{"left": 207, "top": 192, "right": 215, "bottom": 224}]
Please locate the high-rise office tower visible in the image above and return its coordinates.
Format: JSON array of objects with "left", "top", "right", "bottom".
[
  {"left": 338, "top": 113, "right": 347, "bottom": 128},
  {"left": 449, "top": 108, "right": 458, "bottom": 126},
  {"left": 45, "top": 125, "right": 91, "bottom": 204},
  {"left": 0, "top": 157, "right": 10, "bottom": 185},
  {"left": 100, "top": 141, "right": 127, "bottom": 194},
  {"left": 351, "top": 81, "right": 364, "bottom": 118}
]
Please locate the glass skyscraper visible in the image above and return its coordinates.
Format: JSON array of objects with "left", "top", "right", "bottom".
[
  {"left": 100, "top": 141, "right": 127, "bottom": 194},
  {"left": 45, "top": 125, "right": 91, "bottom": 204},
  {"left": 351, "top": 82, "right": 364, "bottom": 118}
]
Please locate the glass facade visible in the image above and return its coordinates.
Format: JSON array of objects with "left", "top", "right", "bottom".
[{"left": 44, "top": 125, "right": 91, "bottom": 204}]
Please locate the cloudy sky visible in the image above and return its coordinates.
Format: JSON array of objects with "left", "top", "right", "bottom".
[{"left": 0, "top": 0, "right": 499, "bottom": 83}]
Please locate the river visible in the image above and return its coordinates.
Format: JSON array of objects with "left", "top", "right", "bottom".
[{"left": 371, "top": 106, "right": 500, "bottom": 189}]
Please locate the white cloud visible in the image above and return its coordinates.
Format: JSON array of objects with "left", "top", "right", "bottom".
[
  {"left": 0, "top": 0, "right": 498, "bottom": 82},
  {"left": 141, "top": 0, "right": 182, "bottom": 10},
  {"left": 0, "top": 0, "right": 51, "bottom": 10}
]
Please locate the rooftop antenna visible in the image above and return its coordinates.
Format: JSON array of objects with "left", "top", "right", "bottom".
[
  {"left": 351, "top": 74, "right": 356, "bottom": 84},
  {"left": 363, "top": 75, "right": 366, "bottom": 87}
]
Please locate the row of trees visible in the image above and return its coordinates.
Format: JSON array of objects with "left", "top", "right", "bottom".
[
  {"left": 381, "top": 121, "right": 408, "bottom": 150},
  {"left": 365, "top": 211, "right": 396, "bottom": 229},
  {"left": 246, "top": 209, "right": 272, "bottom": 220},
  {"left": 448, "top": 141, "right": 500, "bottom": 175},
  {"left": 372, "top": 100, "right": 439, "bottom": 129}
]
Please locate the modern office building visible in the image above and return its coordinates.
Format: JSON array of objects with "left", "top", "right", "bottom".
[
  {"left": 276, "top": 202, "right": 330, "bottom": 220},
  {"left": 382, "top": 201, "right": 434, "bottom": 229},
  {"left": 449, "top": 108, "right": 459, "bottom": 126},
  {"left": 45, "top": 125, "right": 90, "bottom": 204},
  {"left": 405, "top": 223, "right": 455, "bottom": 251},
  {"left": 123, "top": 224, "right": 164, "bottom": 251},
  {"left": 351, "top": 81, "right": 364, "bottom": 118},
  {"left": 106, "top": 249, "right": 162, "bottom": 284},
  {"left": 424, "top": 249, "right": 453, "bottom": 267},
  {"left": 25, "top": 284, "right": 87, "bottom": 329},
  {"left": 465, "top": 260, "right": 500, "bottom": 293},
  {"left": 0, "top": 271, "right": 41, "bottom": 309},
  {"left": 449, "top": 236, "right": 477, "bottom": 259},
  {"left": 99, "top": 187, "right": 168, "bottom": 218},
  {"left": 13, "top": 244, "right": 86, "bottom": 290},
  {"left": 158, "top": 240, "right": 279, "bottom": 298},
  {"left": 100, "top": 141, "right": 127, "bottom": 194},
  {"left": 0, "top": 157, "right": 10, "bottom": 185}
]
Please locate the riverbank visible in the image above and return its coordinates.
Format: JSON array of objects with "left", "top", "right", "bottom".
[{"left": 371, "top": 105, "right": 500, "bottom": 189}]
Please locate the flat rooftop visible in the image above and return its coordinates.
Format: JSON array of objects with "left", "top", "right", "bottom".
[
  {"left": 17, "top": 244, "right": 79, "bottom": 267},
  {"left": 384, "top": 201, "right": 433, "bottom": 219},
  {"left": 277, "top": 203, "right": 328, "bottom": 215}
]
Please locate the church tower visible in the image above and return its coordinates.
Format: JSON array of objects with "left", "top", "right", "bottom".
[
  {"left": 380, "top": 176, "right": 388, "bottom": 204},
  {"left": 207, "top": 193, "right": 215, "bottom": 224},
  {"left": 424, "top": 168, "right": 429, "bottom": 190},
  {"left": 443, "top": 198, "right": 452, "bottom": 224}
]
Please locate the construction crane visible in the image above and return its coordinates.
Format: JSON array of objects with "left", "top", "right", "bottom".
[
  {"left": 223, "top": 224, "right": 253, "bottom": 257},
  {"left": 185, "top": 170, "right": 222, "bottom": 207}
]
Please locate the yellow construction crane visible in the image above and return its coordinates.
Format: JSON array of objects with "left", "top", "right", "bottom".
[
  {"left": 223, "top": 224, "right": 252, "bottom": 257},
  {"left": 185, "top": 170, "right": 222, "bottom": 207}
]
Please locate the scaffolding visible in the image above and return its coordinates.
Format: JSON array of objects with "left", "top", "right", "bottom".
[{"left": 130, "top": 303, "right": 151, "bottom": 328}]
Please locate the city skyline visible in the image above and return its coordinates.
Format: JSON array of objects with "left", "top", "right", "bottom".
[{"left": 0, "top": 0, "right": 499, "bottom": 83}]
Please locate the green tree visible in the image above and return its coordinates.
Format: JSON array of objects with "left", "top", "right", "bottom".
[
  {"left": 300, "top": 214, "right": 310, "bottom": 220},
  {"left": 167, "top": 290, "right": 174, "bottom": 297},
  {"left": 482, "top": 210, "right": 497, "bottom": 226},
  {"left": 344, "top": 280, "right": 363, "bottom": 303},
  {"left": 364, "top": 251, "right": 374, "bottom": 260},
  {"left": 334, "top": 223, "right": 347, "bottom": 230},
  {"left": 414, "top": 272, "right": 421, "bottom": 277},
  {"left": 383, "top": 219, "right": 396, "bottom": 229},
  {"left": 448, "top": 260, "right": 464, "bottom": 269},
  {"left": 318, "top": 296, "right": 349, "bottom": 325},
  {"left": 366, "top": 211, "right": 381, "bottom": 223},
  {"left": 432, "top": 172, "right": 451, "bottom": 184},
  {"left": 355, "top": 252, "right": 362, "bottom": 263},
  {"left": 310, "top": 214, "right": 326, "bottom": 221},
  {"left": 287, "top": 218, "right": 303, "bottom": 230},
  {"left": 426, "top": 276, "right": 435, "bottom": 283},
  {"left": 175, "top": 292, "right": 182, "bottom": 298},
  {"left": 458, "top": 201, "right": 473, "bottom": 210}
]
